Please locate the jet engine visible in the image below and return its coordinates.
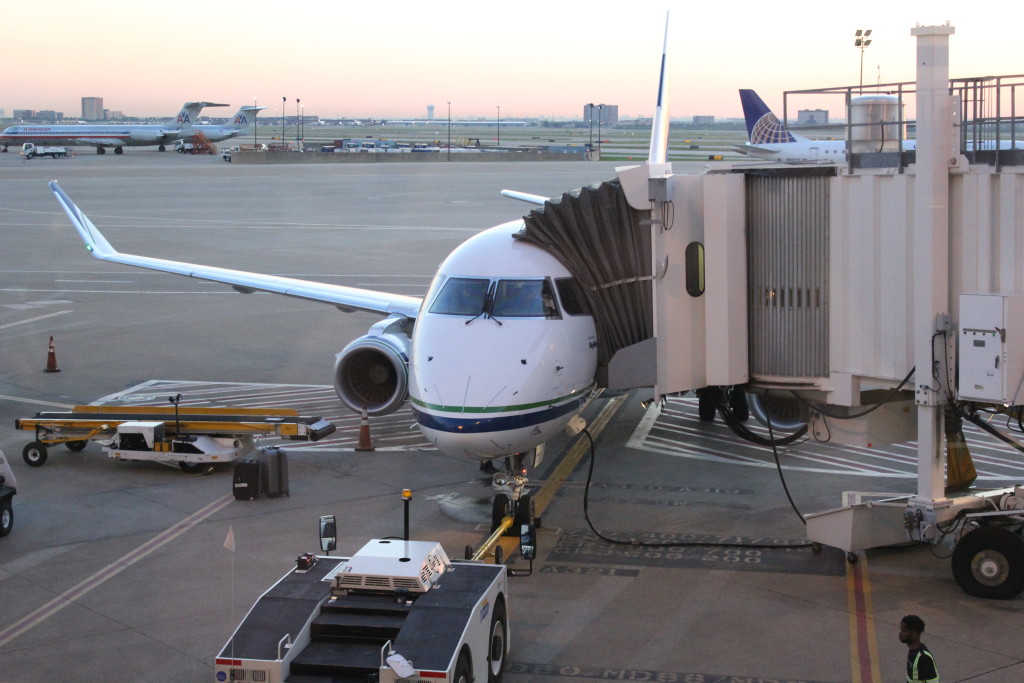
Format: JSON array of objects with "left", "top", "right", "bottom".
[{"left": 333, "top": 316, "right": 412, "bottom": 416}]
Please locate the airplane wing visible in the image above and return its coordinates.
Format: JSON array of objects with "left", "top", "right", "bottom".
[
  {"left": 500, "top": 189, "right": 548, "bottom": 205},
  {"left": 49, "top": 182, "right": 422, "bottom": 319}
]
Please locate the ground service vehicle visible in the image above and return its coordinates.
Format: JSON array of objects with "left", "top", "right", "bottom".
[
  {"left": 16, "top": 404, "right": 335, "bottom": 472},
  {"left": 21, "top": 143, "right": 68, "bottom": 158},
  {"left": 215, "top": 538, "right": 509, "bottom": 683},
  {"left": 0, "top": 448, "right": 17, "bottom": 537}
]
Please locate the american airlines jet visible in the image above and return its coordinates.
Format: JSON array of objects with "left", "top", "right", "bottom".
[
  {"left": 186, "top": 105, "right": 266, "bottom": 143},
  {"left": 0, "top": 102, "right": 227, "bottom": 154}
]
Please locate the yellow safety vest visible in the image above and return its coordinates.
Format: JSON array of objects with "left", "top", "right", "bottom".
[{"left": 907, "top": 648, "right": 939, "bottom": 683}]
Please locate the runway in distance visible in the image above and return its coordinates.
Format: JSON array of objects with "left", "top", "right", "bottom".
[
  {"left": 188, "top": 105, "right": 266, "bottom": 143},
  {"left": 50, "top": 17, "right": 674, "bottom": 518},
  {"left": 0, "top": 101, "right": 227, "bottom": 154}
]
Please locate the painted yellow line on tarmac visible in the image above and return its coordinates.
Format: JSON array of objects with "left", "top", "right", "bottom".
[
  {"left": 847, "top": 553, "right": 882, "bottom": 682},
  {"left": 0, "top": 494, "right": 234, "bottom": 648}
]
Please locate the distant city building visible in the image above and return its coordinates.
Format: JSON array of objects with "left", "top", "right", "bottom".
[
  {"left": 797, "top": 109, "right": 829, "bottom": 125},
  {"left": 427, "top": 105, "right": 435, "bottom": 120},
  {"left": 107, "top": 110, "right": 123, "bottom": 120},
  {"left": 693, "top": 115, "right": 715, "bottom": 125},
  {"left": 82, "top": 97, "right": 104, "bottom": 121},
  {"left": 583, "top": 104, "right": 619, "bottom": 125},
  {"left": 37, "top": 110, "right": 63, "bottom": 121},
  {"left": 13, "top": 109, "right": 35, "bottom": 120}
]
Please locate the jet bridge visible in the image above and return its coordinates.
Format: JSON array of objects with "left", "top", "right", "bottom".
[{"left": 518, "top": 24, "right": 1024, "bottom": 597}]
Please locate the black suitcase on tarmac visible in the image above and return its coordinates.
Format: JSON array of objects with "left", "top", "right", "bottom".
[
  {"left": 259, "top": 447, "right": 289, "bottom": 498},
  {"left": 233, "top": 457, "right": 260, "bottom": 501}
]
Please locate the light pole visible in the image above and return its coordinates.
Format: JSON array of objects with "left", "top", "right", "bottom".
[
  {"left": 447, "top": 101, "right": 451, "bottom": 161},
  {"left": 300, "top": 103, "right": 304, "bottom": 150},
  {"left": 253, "top": 96, "right": 258, "bottom": 148},
  {"left": 855, "top": 29, "right": 872, "bottom": 94},
  {"left": 496, "top": 105, "right": 500, "bottom": 147},
  {"left": 597, "top": 104, "right": 604, "bottom": 152},
  {"left": 587, "top": 102, "right": 594, "bottom": 149},
  {"left": 281, "top": 97, "right": 286, "bottom": 148},
  {"left": 295, "top": 98, "right": 300, "bottom": 147}
]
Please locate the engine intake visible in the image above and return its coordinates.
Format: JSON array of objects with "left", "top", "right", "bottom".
[{"left": 333, "top": 318, "right": 411, "bottom": 416}]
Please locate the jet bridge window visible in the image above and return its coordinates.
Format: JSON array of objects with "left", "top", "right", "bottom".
[
  {"left": 491, "top": 279, "right": 559, "bottom": 318},
  {"left": 428, "top": 277, "right": 490, "bottom": 316}
]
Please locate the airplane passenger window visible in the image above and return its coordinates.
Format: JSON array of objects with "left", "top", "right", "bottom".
[
  {"left": 491, "top": 279, "right": 557, "bottom": 317},
  {"left": 428, "top": 277, "right": 489, "bottom": 316},
  {"left": 555, "top": 278, "right": 591, "bottom": 315}
]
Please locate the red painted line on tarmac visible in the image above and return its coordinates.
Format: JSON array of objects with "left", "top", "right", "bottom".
[
  {"left": 0, "top": 494, "right": 233, "bottom": 648},
  {"left": 846, "top": 555, "right": 881, "bottom": 682}
]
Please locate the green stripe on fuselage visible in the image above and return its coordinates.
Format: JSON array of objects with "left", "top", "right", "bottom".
[{"left": 411, "top": 383, "right": 597, "bottom": 414}]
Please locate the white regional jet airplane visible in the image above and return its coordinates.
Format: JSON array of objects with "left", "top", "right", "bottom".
[
  {"left": 186, "top": 105, "right": 266, "bottom": 143},
  {"left": 49, "top": 21, "right": 674, "bottom": 523},
  {"left": 0, "top": 102, "right": 228, "bottom": 154}
]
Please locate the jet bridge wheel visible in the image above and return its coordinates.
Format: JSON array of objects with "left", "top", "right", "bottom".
[
  {"left": 951, "top": 525, "right": 1024, "bottom": 599},
  {"left": 22, "top": 442, "right": 48, "bottom": 467}
]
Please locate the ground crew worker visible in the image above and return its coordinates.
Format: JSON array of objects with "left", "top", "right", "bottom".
[{"left": 899, "top": 614, "right": 939, "bottom": 682}]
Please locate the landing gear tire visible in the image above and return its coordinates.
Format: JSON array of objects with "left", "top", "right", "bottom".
[
  {"left": 23, "top": 442, "right": 48, "bottom": 467},
  {"left": 512, "top": 493, "right": 535, "bottom": 537},
  {"left": 158, "top": 144, "right": 165, "bottom": 151},
  {"left": 0, "top": 499, "right": 13, "bottom": 537},
  {"left": 491, "top": 493, "right": 510, "bottom": 533},
  {"left": 952, "top": 525, "right": 1024, "bottom": 599},
  {"left": 114, "top": 147, "right": 123, "bottom": 154},
  {"left": 487, "top": 600, "right": 508, "bottom": 682},
  {"left": 97, "top": 147, "right": 106, "bottom": 154},
  {"left": 66, "top": 440, "right": 88, "bottom": 452}
]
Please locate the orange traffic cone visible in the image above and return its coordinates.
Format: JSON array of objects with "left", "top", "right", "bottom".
[
  {"left": 44, "top": 336, "right": 60, "bottom": 373},
  {"left": 355, "top": 406, "right": 375, "bottom": 452}
]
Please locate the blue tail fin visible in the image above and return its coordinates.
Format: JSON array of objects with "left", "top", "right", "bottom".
[{"left": 739, "top": 89, "right": 797, "bottom": 144}]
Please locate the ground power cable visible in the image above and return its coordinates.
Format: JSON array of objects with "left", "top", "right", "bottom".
[{"left": 580, "top": 427, "right": 812, "bottom": 551}]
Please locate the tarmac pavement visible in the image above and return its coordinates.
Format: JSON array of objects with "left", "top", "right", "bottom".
[{"left": 1, "top": 149, "right": 1022, "bottom": 682}]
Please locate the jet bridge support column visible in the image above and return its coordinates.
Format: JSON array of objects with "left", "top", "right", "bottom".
[{"left": 910, "top": 24, "right": 956, "bottom": 523}]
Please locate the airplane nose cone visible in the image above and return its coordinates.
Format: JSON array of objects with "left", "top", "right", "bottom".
[{"left": 418, "top": 373, "right": 511, "bottom": 411}]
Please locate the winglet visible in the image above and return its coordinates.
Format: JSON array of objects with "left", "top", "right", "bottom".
[
  {"left": 49, "top": 181, "right": 116, "bottom": 258},
  {"left": 646, "top": 11, "right": 671, "bottom": 175}
]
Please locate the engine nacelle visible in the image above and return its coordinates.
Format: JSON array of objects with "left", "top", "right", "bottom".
[{"left": 333, "top": 316, "right": 412, "bottom": 416}]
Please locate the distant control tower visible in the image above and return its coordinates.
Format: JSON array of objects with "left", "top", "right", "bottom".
[{"left": 427, "top": 105, "right": 435, "bottom": 121}]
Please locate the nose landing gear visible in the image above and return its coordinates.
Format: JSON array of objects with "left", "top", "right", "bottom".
[{"left": 490, "top": 452, "right": 537, "bottom": 536}]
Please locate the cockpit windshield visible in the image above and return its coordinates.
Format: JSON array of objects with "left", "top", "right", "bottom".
[
  {"left": 428, "top": 276, "right": 560, "bottom": 319},
  {"left": 491, "top": 279, "right": 558, "bottom": 317},
  {"left": 428, "top": 277, "right": 489, "bottom": 316}
]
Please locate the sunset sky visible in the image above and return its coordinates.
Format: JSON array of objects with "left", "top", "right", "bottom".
[{"left": 3, "top": 1, "right": 1021, "bottom": 121}]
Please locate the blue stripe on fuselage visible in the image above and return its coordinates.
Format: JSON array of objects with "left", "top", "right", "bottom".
[{"left": 412, "top": 394, "right": 588, "bottom": 434}]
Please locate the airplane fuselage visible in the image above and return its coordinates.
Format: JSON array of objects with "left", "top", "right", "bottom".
[{"left": 0, "top": 125, "right": 182, "bottom": 149}]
